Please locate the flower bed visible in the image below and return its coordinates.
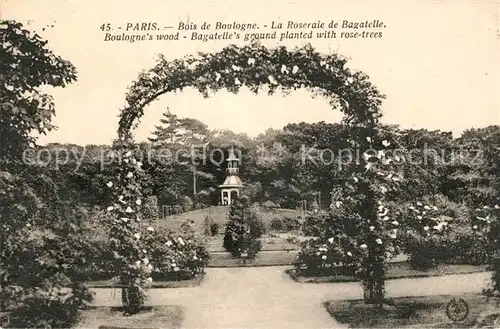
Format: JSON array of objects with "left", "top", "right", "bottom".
[
  {"left": 288, "top": 262, "right": 490, "bottom": 283},
  {"left": 83, "top": 212, "right": 210, "bottom": 285}
]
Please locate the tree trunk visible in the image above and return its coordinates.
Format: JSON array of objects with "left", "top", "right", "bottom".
[
  {"left": 363, "top": 277, "right": 385, "bottom": 308},
  {"left": 121, "top": 286, "right": 144, "bottom": 315},
  {"left": 362, "top": 253, "right": 385, "bottom": 308}
]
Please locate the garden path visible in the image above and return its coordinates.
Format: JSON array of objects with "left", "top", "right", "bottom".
[{"left": 90, "top": 266, "right": 491, "bottom": 329}]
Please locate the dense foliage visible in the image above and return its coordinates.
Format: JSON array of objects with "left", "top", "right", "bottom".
[
  {"left": 1, "top": 20, "right": 93, "bottom": 328},
  {"left": 401, "top": 196, "right": 495, "bottom": 268},
  {"left": 223, "top": 195, "right": 264, "bottom": 259}
]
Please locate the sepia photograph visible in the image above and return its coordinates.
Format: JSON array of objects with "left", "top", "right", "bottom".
[{"left": 1, "top": 1, "right": 499, "bottom": 328}]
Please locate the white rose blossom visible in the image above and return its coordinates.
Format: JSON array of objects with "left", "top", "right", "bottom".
[{"left": 268, "top": 75, "right": 277, "bottom": 85}]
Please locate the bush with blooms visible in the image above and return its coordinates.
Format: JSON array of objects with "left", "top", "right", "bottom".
[
  {"left": 86, "top": 212, "right": 210, "bottom": 283},
  {"left": 140, "top": 221, "right": 210, "bottom": 281},
  {"left": 401, "top": 197, "right": 495, "bottom": 269},
  {"left": 401, "top": 199, "right": 456, "bottom": 269}
]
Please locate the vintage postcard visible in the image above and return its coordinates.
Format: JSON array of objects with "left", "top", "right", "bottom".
[{"left": 1, "top": 1, "right": 499, "bottom": 328}]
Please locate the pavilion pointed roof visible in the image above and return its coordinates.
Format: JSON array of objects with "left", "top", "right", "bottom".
[{"left": 218, "top": 175, "right": 243, "bottom": 188}]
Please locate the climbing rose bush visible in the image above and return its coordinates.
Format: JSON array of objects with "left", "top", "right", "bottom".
[
  {"left": 104, "top": 148, "right": 151, "bottom": 314},
  {"left": 141, "top": 195, "right": 159, "bottom": 219},
  {"left": 295, "top": 133, "right": 407, "bottom": 305}
]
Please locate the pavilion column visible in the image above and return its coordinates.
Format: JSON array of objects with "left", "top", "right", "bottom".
[{"left": 228, "top": 190, "right": 232, "bottom": 205}]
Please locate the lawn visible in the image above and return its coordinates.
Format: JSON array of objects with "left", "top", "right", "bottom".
[
  {"left": 288, "top": 262, "right": 490, "bottom": 283},
  {"left": 74, "top": 306, "right": 184, "bottom": 329},
  {"left": 325, "top": 294, "right": 499, "bottom": 328}
]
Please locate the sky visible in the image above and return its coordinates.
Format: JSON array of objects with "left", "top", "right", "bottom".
[{"left": 2, "top": 0, "right": 499, "bottom": 145}]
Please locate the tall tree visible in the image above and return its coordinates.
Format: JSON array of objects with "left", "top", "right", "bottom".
[
  {"left": 148, "top": 108, "right": 181, "bottom": 144},
  {"left": 1, "top": 20, "right": 93, "bottom": 328}
]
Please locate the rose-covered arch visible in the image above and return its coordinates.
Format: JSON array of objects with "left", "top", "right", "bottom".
[
  {"left": 117, "top": 43, "right": 384, "bottom": 140},
  {"left": 112, "top": 43, "right": 400, "bottom": 312}
]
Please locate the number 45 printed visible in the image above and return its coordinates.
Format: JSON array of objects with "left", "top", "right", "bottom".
[{"left": 100, "top": 23, "right": 111, "bottom": 31}]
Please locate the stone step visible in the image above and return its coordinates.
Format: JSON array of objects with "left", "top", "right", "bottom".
[{"left": 208, "top": 250, "right": 299, "bottom": 267}]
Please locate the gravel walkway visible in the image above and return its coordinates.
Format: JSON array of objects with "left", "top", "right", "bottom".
[{"left": 90, "top": 266, "right": 491, "bottom": 329}]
